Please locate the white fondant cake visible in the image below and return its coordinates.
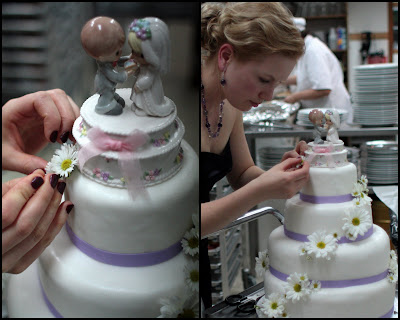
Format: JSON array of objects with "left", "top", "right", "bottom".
[
  {"left": 259, "top": 141, "right": 397, "bottom": 318},
  {"left": 6, "top": 88, "right": 199, "bottom": 317}
]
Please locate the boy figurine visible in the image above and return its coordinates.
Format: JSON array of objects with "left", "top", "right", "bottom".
[
  {"left": 308, "top": 109, "right": 325, "bottom": 144},
  {"left": 81, "top": 16, "right": 128, "bottom": 115}
]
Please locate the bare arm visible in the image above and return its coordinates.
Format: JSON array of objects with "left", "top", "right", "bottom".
[
  {"left": 284, "top": 89, "right": 331, "bottom": 104},
  {"left": 201, "top": 109, "right": 310, "bottom": 237}
]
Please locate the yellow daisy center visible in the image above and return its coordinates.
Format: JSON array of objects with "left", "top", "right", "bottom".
[
  {"left": 61, "top": 159, "right": 72, "bottom": 171},
  {"left": 352, "top": 217, "right": 360, "bottom": 226},
  {"left": 294, "top": 283, "right": 302, "bottom": 292},
  {"left": 271, "top": 302, "right": 278, "bottom": 310},
  {"left": 190, "top": 270, "right": 199, "bottom": 282},
  {"left": 188, "top": 237, "right": 198, "bottom": 249},
  {"left": 317, "top": 241, "right": 326, "bottom": 249}
]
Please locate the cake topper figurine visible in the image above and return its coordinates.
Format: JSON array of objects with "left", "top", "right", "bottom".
[
  {"left": 124, "top": 17, "right": 175, "bottom": 117},
  {"left": 81, "top": 17, "right": 128, "bottom": 116},
  {"left": 308, "top": 109, "right": 325, "bottom": 144},
  {"left": 325, "top": 109, "right": 343, "bottom": 143}
]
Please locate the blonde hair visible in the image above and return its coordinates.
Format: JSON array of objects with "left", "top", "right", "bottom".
[
  {"left": 201, "top": 2, "right": 304, "bottom": 62},
  {"left": 128, "top": 32, "right": 142, "bottom": 55}
]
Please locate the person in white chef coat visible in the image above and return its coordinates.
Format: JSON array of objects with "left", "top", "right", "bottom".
[{"left": 284, "top": 17, "right": 352, "bottom": 123}]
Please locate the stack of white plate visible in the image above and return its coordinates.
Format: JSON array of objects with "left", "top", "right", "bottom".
[
  {"left": 296, "top": 108, "right": 349, "bottom": 127},
  {"left": 360, "top": 140, "right": 398, "bottom": 185},
  {"left": 352, "top": 63, "right": 398, "bottom": 126},
  {"left": 257, "top": 146, "right": 294, "bottom": 171}
]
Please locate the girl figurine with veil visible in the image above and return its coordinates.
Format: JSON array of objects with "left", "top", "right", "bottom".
[
  {"left": 325, "top": 109, "right": 343, "bottom": 143},
  {"left": 125, "top": 17, "right": 175, "bottom": 117}
]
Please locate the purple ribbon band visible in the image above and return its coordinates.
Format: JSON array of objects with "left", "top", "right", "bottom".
[
  {"left": 284, "top": 225, "right": 374, "bottom": 243},
  {"left": 39, "top": 281, "right": 63, "bottom": 318},
  {"left": 269, "top": 265, "right": 389, "bottom": 288},
  {"left": 300, "top": 193, "right": 354, "bottom": 204},
  {"left": 66, "top": 223, "right": 182, "bottom": 267}
]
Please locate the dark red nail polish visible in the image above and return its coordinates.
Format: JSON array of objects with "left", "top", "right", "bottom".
[
  {"left": 60, "top": 131, "right": 70, "bottom": 143},
  {"left": 50, "top": 131, "right": 58, "bottom": 143},
  {"left": 31, "top": 177, "right": 44, "bottom": 189},
  {"left": 50, "top": 174, "right": 59, "bottom": 189},
  {"left": 66, "top": 204, "right": 74, "bottom": 214},
  {"left": 57, "top": 181, "right": 66, "bottom": 195}
]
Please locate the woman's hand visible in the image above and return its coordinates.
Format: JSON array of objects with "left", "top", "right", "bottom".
[
  {"left": 2, "top": 89, "right": 80, "bottom": 174},
  {"left": 281, "top": 140, "right": 308, "bottom": 162},
  {"left": 2, "top": 169, "right": 73, "bottom": 274},
  {"left": 255, "top": 157, "right": 310, "bottom": 200}
]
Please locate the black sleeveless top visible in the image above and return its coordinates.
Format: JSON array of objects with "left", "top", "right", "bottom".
[
  {"left": 200, "top": 139, "right": 233, "bottom": 309},
  {"left": 200, "top": 139, "right": 233, "bottom": 203}
]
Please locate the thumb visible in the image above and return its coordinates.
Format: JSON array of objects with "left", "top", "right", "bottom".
[
  {"left": 11, "top": 151, "right": 49, "bottom": 175},
  {"left": 280, "top": 157, "right": 303, "bottom": 171}
]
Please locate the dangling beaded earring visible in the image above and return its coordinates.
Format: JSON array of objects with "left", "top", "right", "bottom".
[{"left": 220, "top": 67, "right": 227, "bottom": 86}]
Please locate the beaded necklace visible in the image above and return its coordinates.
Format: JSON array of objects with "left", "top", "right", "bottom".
[{"left": 201, "top": 83, "right": 224, "bottom": 138}]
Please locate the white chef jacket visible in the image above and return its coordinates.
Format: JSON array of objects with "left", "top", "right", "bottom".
[{"left": 294, "top": 35, "right": 353, "bottom": 122}]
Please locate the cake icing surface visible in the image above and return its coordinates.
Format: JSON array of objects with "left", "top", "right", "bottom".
[{"left": 257, "top": 138, "right": 397, "bottom": 318}]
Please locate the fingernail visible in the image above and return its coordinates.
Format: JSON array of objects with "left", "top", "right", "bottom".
[
  {"left": 50, "top": 131, "right": 58, "bottom": 143},
  {"left": 57, "top": 181, "right": 66, "bottom": 195},
  {"left": 50, "top": 174, "right": 59, "bottom": 189},
  {"left": 30, "top": 168, "right": 46, "bottom": 175},
  {"left": 60, "top": 131, "right": 70, "bottom": 143},
  {"left": 66, "top": 204, "right": 74, "bottom": 214},
  {"left": 31, "top": 176, "right": 44, "bottom": 189}
]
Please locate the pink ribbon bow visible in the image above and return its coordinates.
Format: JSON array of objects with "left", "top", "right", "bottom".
[
  {"left": 307, "top": 143, "right": 336, "bottom": 168},
  {"left": 78, "top": 127, "right": 149, "bottom": 199}
]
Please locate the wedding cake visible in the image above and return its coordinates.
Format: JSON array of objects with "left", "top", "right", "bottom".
[
  {"left": 256, "top": 110, "right": 397, "bottom": 318},
  {"left": 6, "top": 17, "right": 199, "bottom": 318}
]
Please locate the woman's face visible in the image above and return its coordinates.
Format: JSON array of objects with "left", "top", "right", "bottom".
[{"left": 223, "top": 53, "right": 297, "bottom": 111}]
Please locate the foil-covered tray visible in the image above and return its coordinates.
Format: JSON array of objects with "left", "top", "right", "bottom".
[{"left": 242, "top": 100, "right": 300, "bottom": 127}]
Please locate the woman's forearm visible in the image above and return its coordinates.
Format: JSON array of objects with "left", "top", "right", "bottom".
[
  {"left": 229, "top": 165, "right": 264, "bottom": 190},
  {"left": 201, "top": 176, "right": 267, "bottom": 237}
]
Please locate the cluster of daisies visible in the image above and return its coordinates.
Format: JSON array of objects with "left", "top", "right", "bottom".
[
  {"left": 255, "top": 248, "right": 398, "bottom": 318},
  {"left": 298, "top": 176, "right": 373, "bottom": 262},
  {"left": 258, "top": 272, "right": 323, "bottom": 318},
  {"left": 45, "top": 143, "right": 79, "bottom": 177},
  {"left": 158, "top": 211, "right": 199, "bottom": 318}
]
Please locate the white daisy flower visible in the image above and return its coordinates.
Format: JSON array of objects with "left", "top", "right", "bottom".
[
  {"left": 284, "top": 272, "right": 311, "bottom": 303},
  {"left": 390, "top": 250, "right": 398, "bottom": 262},
  {"left": 181, "top": 228, "right": 199, "bottom": 257},
  {"left": 352, "top": 197, "right": 363, "bottom": 207},
  {"left": 184, "top": 261, "right": 199, "bottom": 293},
  {"left": 255, "top": 251, "right": 269, "bottom": 278},
  {"left": 331, "top": 230, "right": 343, "bottom": 241},
  {"left": 359, "top": 190, "right": 372, "bottom": 205},
  {"left": 358, "top": 175, "right": 368, "bottom": 190},
  {"left": 389, "top": 258, "right": 398, "bottom": 274},
  {"left": 298, "top": 244, "right": 308, "bottom": 256},
  {"left": 343, "top": 206, "right": 372, "bottom": 240},
  {"left": 387, "top": 270, "right": 398, "bottom": 284},
  {"left": 351, "top": 182, "right": 364, "bottom": 198},
  {"left": 46, "top": 143, "right": 79, "bottom": 178},
  {"left": 310, "top": 280, "right": 321, "bottom": 291},
  {"left": 261, "top": 292, "right": 286, "bottom": 318},
  {"left": 305, "top": 231, "right": 338, "bottom": 260},
  {"left": 158, "top": 291, "right": 199, "bottom": 318}
]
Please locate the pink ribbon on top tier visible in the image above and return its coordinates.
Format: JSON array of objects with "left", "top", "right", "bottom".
[
  {"left": 78, "top": 127, "right": 149, "bottom": 199},
  {"left": 306, "top": 143, "right": 336, "bottom": 168}
]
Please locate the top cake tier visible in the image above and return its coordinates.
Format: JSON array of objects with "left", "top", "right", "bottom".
[
  {"left": 73, "top": 88, "right": 185, "bottom": 188},
  {"left": 305, "top": 141, "right": 348, "bottom": 168}
]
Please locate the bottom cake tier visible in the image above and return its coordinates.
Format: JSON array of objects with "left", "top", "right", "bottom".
[
  {"left": 6, "top": 225, "right": 192, "bottom": 318},
  {"left": 263, "top": 225, "right": 396, "bottom": 318}
]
